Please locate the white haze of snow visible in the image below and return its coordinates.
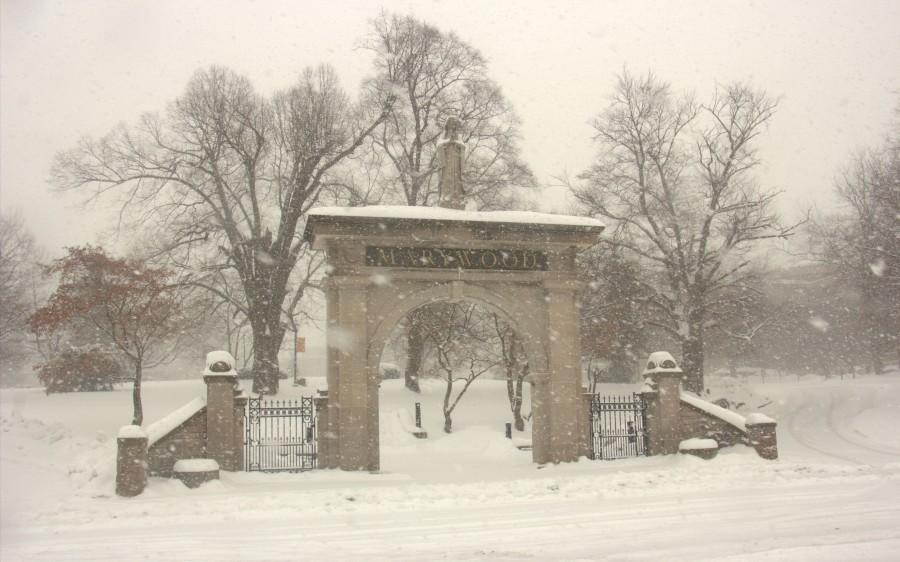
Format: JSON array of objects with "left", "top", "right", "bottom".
[
  {"left": 2, "top": 371, "right": 900, "bottom": 560},
  {"left": 325, "top": 326, "right": 357, "bottom": 353},
  {"left": 370, "top": 273, "right": 392, "bottom": 286}
]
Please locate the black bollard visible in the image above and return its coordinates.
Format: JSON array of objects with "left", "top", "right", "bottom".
[
  {"left": 415, "top": 402, "right": 422, "bottom": 428},
  {"left": 505, "top": 422, "right": 512, "bottom": 439}
]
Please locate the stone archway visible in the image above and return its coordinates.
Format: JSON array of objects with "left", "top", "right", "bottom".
[
  {"left": 304, "top": 209, "right": 603, "bottom": 471},
  {"left": 365, "top": 281, "right": 550, "bottom": 376},
  {"left": 303, "top": 117, "right": 603, "bottom": 471}
]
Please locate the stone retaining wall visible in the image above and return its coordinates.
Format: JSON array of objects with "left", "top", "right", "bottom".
[
  {"left": 147, "top": 408, "right": 207, "bottom": 477},
  {"left": 678, "top": 401, "right": 747, "bottom": 448},
  {"left": 116, "top": 352, "right": 246, "bottom": 496}
]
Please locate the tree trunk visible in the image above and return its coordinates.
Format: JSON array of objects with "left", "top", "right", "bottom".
[
  {"left": 442, "top": 375, "right": 453, "bottom": 433},
  {"left": 404, "top": 311, "right": 424, "bottom": 393},
  {"left": 505, "top": 334, "right": 527, "bottom": 432},
  {"left": 512, "top": 377, "right": 525, "bottom": 432},
  {"left": 443, "top": 414, "right": 453, "bottom": 434},
  {"left": 131, "top": 361, "right": 143, "bottom": 426},
  {"left": 681, "top": 311, "right": 705, "bottom": 394},
  {"left": 870, "top": 350, "right": 884, "bottom": 375},
  {"left": 251, "top": 327, "right": 283, "bottom": 395},
  {"left": 609, "top": 346, "right": 635, "bottom": 383}
]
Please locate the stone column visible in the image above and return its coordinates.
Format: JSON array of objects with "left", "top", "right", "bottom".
[
  {"left": 529, "top": 373, "right": 551, "bottom": 464},
  {"left": 580, "top": 392, "right": 594, "bottom": 459},
  {"left": 321, "top": 281, "right": 340, "bottom": 470},
  {"left": 116, "top": 425, "right": 148, "bottom": 497},
  {"left": 327, "top": 276, "right": 378, "bottom": 471},
  {"left": 542, "top": 282, "right": 583, "bottom": 463},
  {"left": 232, "top": 392, "right": 248, "bottom": 471},
  {"left": 205, "top": 372, "right": 239, "bottom": 471},
  {"left": 640, "top": 387, "right": 663, "bottom": 455},
  {"left": 314, "top": 393, "right": 330, "bottom": 468},
  {"left": 646, "top": 372, "right": 683, "bottom": 455},
  {"left": 746, "top": 414, "right": 778, "bottom": 460}
]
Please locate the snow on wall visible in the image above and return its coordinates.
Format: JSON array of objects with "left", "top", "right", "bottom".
[
  {"left": 117, "top": 425, "right": 147, "bottom": 439},
  {"left": 308, "top": 205, "right": 605, "bottom": 228},
  {"left": 146, "top": 399, "right": 209, "bottom": 478},
  {"left": 145, "top": 397, "right": 207, "bottom": 446},
  {"left": 746, "top": 412, "right": 776, "bottom": 425},
  {"left": 173, "top": 459, "right": 219, "bottom": 473},
  {"left": 680, "top": 392, "right": 748, "bottom": 432}
]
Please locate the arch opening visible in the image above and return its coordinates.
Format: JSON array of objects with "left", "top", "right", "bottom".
[{"left": 371, "top": 295, "right": 537, "bottom": 474}]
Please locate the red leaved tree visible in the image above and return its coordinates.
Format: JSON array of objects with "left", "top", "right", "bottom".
[{"left": 29, "top": 246, "right": 184, "bottom": 425}]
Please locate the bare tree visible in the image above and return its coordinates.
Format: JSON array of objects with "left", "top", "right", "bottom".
[
  {"left": 0, "top": 212, "right": 39, "bottom": 380},
  {"left": 361, "top": 13, "right": 535, "bottom": 391},
  {"left": 419, "top": 303, "right": 499, "bottom": 433},
  {"left": 492, "top": 314, "right": 529, "bottom": 431},
  {"left": 578, "top": 246, "right": 649, "bottom": 384},
  {"left": 809, "top": 132, "right": 900, "bottom": 372},
  {"left": 52, "top": 65, "right": 392, "bottom": 394},
  {"left": 572, "top": 70, "right": 800, "bottom": 393}
]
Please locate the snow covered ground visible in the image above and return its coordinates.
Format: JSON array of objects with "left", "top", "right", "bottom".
[{"left": 2, "top": 373, "right": 900, "bottom": 561}]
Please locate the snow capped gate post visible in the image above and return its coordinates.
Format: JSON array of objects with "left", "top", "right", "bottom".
[
  {"left": 204, "top": 351, "right": 242, "bottom": 471},
  {"left": 745, "top": 414, "right": 778, "bottom": 459},
  {"left": 641, "top": 352, "right": 684, "bottom": 455},
  {"left": 116, "top": 425, "right": 148, "bottom": 496}
]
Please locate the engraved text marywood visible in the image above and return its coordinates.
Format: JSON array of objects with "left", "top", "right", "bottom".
[{"left": 365, "top": 246, "right": 548, "bottom": 271}]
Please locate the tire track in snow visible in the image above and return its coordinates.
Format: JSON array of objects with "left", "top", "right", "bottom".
[
  {"left": 781, "top": 384, "right": 900, "bottom": 465},
  {"left": 824, "top": 391, "right": 900, "bottom": 458},
  {"left": 785, "top": 401, "right": 865, "bottom": 465}
]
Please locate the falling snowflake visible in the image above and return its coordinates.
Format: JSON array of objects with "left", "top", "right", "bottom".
[{"left": 808, "top": 316, "right": 830, "bottom": 332}]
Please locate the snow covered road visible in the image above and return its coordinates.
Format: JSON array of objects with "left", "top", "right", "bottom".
[
  {"left": 4, "top": 468, "right": 899, "bottom": 561},
  {"left": 3, "top": 375, "right": 900, "bottom": 561},
  {"left": 761, "top": 379, "right": 900, "bottom": 466}
]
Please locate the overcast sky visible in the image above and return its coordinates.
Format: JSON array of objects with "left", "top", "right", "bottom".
[{"left": 1, "top": 0, "right": 898, "bottom": 253}]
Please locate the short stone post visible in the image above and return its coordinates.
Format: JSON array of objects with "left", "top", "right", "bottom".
[
  {"left": 640, "top": 352, "right": 687, "bottom": 455},
  {"left": 653, "top": 372, "right": 683, "bottom": 455},
  {"left": 313, "top": 393, "right": 331, "bottom": 468},
  {"left": 233, "top": 391, "right": 248, "bottom": 471},
  {"left": 580, "top": 392, "right": 594, "bottom": 458},
  {"left": 116, "top": 425, "right": 148, "bottom": 497},
  {"left": 204, "top": 351, "right": 240, "bottom": 471},
  {"left": 745, "top": 413, "right": 778, "bottom": 460},
  {"left": 640, "top": 386, "right": 663, "bottom": 456}
]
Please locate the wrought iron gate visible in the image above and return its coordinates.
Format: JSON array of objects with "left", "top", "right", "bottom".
[
  {"left": 589, "top": 393, "right": 648, "bottom": 460},
  {"left": 244, "top": 396, "right": 318, "bottom": 472}
]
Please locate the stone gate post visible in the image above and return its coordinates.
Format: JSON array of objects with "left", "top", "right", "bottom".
[
  {"left": 746, "top": 413, "right": 778, "bottom": 459},
  {"left": 539, "top": 281, "right": 583, "bottom": 464},
  {"left": 646, "top": 371, "right": 683, "bottom": 454},
  {"left": 205, "top": 358, "right": 240, "bottom": 471},
  {"left": 116, "top": 425, "right": 148, "bottom": 497},
  {"left": 641, "top": 352, "right": 685, "bottom": 455},
  {"left": 326, "top": 276, "right": 379, "bottom": 471},
  {"left": 579, "top": 392, "right": 594, "bottom": 458}
]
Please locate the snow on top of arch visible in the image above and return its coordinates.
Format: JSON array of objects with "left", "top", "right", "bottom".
[{"left": 308, "top": 206, "right": 605, "bottom": 229}]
